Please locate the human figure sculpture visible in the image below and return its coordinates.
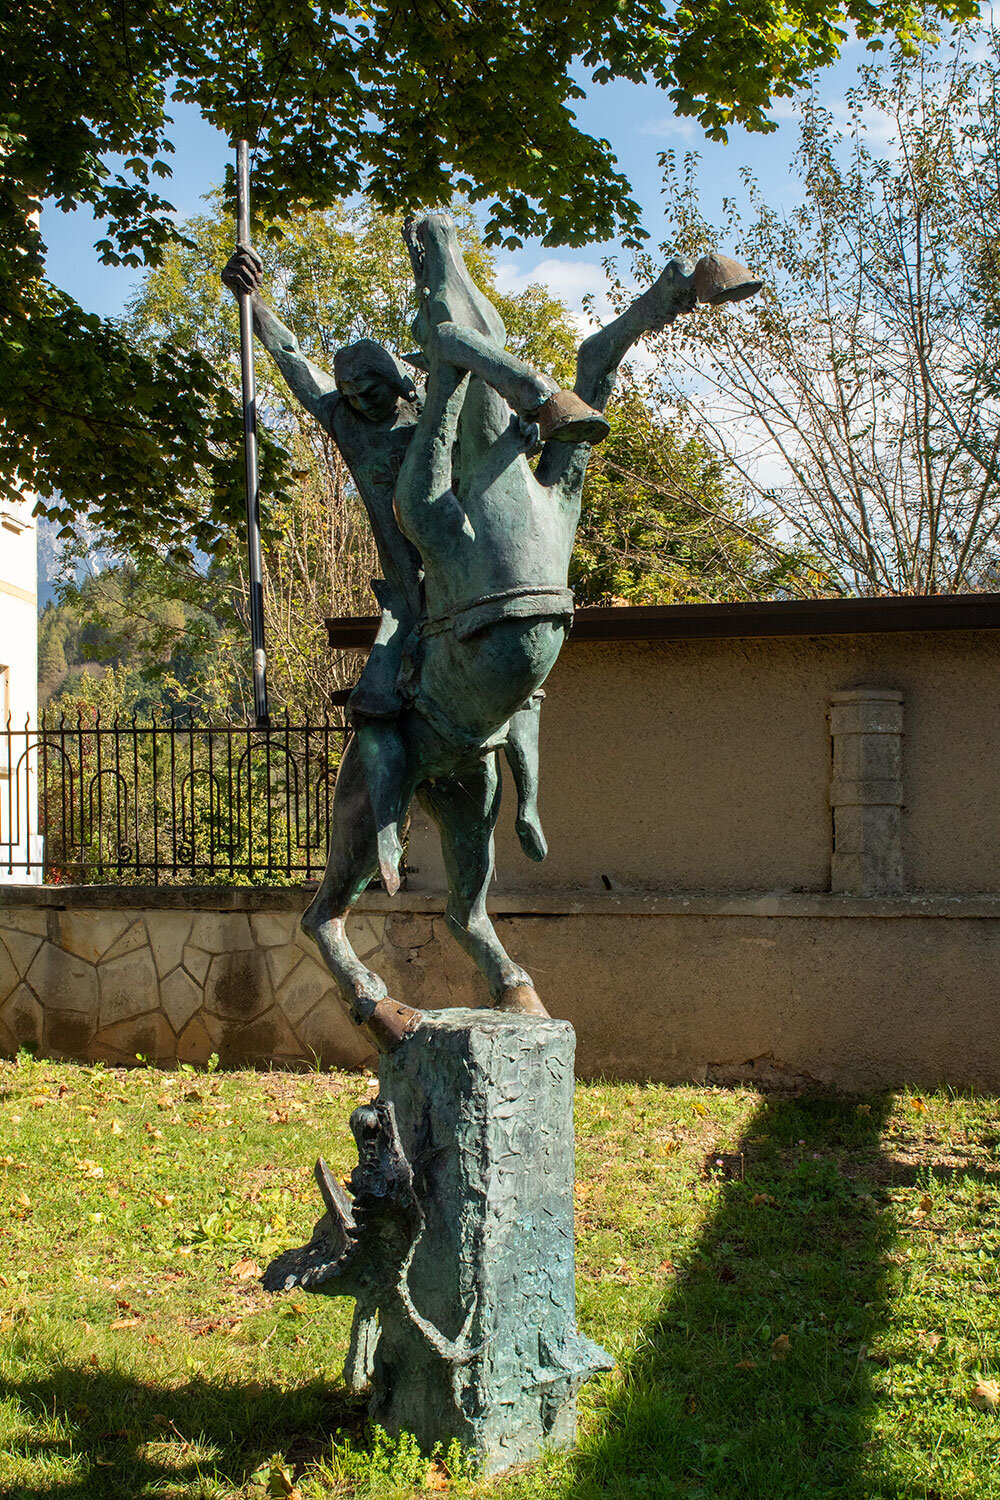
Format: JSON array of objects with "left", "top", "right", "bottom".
[{"left": 223, "top": 217, "right": 760, "bottom": 1052}]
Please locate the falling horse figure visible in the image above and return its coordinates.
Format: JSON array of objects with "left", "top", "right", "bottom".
[{"left": 302, "top": 213, "right": 761, "bottom": 1051}]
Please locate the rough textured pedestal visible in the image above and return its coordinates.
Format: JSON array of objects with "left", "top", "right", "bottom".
[
  {"left": 371, "top": 1009, "right": 608, "bottom": 1469},
  {"left": 263, "top": 1007, "right": 608, "bottom": 1473}
]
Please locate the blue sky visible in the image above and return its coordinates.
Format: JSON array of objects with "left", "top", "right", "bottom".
[{"left": 39, "top": 48, "right": 868, "bottom": 325}]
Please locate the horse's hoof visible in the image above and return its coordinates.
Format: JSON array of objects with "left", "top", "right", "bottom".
[
  {"left": 362, "top": 997, "right": 423, "bottom": 1053},
  {"left": 531, "top": 390, "right": 611, "bottom": 446},
  {"left": 495, "top": 984, "right": 550, "bottom": 1018},
  {"left": 515, "top": 815, "right": 548, "bottom": 863}
]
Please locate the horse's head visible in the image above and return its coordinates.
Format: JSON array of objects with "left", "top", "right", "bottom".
[{"left": 405, "top": 212, "right": 506, "bottom": 350}]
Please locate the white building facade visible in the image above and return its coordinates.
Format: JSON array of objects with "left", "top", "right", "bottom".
[{"left": 0, "top": 495, "right": 41, "bottom": 882}]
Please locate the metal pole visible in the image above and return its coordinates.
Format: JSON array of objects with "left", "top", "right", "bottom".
[{"left": 236, "top": 138, "right": 269, "bottom": 729}]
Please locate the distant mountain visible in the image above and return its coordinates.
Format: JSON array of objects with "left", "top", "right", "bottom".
[{"left": 36, "top": 515, "right": 111, "bottom": 610}]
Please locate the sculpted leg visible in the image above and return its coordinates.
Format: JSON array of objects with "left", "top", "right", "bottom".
[
  {"left": 391, "top": 353, "right": 468, "bottom": 558},
  {"left": 302, "top": 735, "right": 422, "bottom": 1052},
  {"left": 417, "top": 760, "right": 549, "bottom": 1016},
  {"left": 407, "top": 212, "right": 610, "bottom": 445},
  {"left": 430, "top": 322, "right": 609, "bottom": 446},
  {"left": 502, "top": 691, "right": 547, "bottom": 862}
]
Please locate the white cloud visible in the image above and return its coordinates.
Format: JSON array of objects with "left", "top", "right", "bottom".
[
  {"left": 829, "top": 97, "right": 898, "bottom": 147},
  {"left": 494, "top": 255, "right": 615, "bottom": 326},
  {"left": 636, "top": 114, "right": 700, "bottom": 142}
]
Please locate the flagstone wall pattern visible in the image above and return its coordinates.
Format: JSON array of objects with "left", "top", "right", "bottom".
[{"left": 0, "top": 896, "right": 380, "bottom": 1071}]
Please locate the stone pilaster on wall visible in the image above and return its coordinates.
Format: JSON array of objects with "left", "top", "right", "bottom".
[
  {"left": 829, "top": 688, "right": 905, "bottom": 897},
  {"left": 0, "top": 901, "right": 380, "bottom": 1070}
]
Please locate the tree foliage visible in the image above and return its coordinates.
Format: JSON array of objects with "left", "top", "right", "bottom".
[
  {"left": 572, "top": 374, "right": 820, "bottom": 604},
  {"left": 2, "top": 0, "right": 981, "bottom": 544},
  {"left": 634, "top": 29, "right": 1000, "bottom": 595},
  {"left": 54, "top": 197, "right": 809, "bottom": 718}
]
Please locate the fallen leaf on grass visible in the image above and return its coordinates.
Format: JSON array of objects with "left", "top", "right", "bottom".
[
  {"left": 109, "top": 1317, "right": 143, "bottom": 1330},
  {"left": 772, "top": 1334, "right": 791, "bottom": 1361},
  {"left": 751, "top": 1193, "right": 776, "bottom": 1208},
  {"left": 266, "top": 1462, "right": 300, "bottom": 1497},
  {"left": 971, "top": 1379, "right": 1000, "bottom": 1411},
  {"left": 17, "top": 1192, "right": 30, "bottom": 1209},
  {"left": 185, "top": 1317, "right": 232, "bottom": 1337},
  {"left": 736, "top": 1360, "right": 758, "bottom": 1370},
  {"left": 144, "top": 1124, "right": 163, "bottom": 1139},
  {"left": 917, "top": 1330, "right": 942, "bottom": 1350},
  {"left": 110, "top": 1119, "right": 123, "bottom": 1135},
  {"left": 425, "top": 1459, "right": 450, "bottom": 1491},
  {"left": 230, "top": 1259, "right": 261, "bottom": 1281}
]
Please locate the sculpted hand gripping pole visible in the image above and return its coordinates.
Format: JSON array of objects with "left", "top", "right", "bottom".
[{"left": 222, "top": 219, "right": 760, "bottom": 1053}]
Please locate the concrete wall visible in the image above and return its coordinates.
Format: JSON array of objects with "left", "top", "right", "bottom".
[
  {"left": 7, "top": 618, "right": 1000, "bottom": 1089},
  {"left": 3, "top": 886, "right": 1000, "bottom": 1091},
  {"left": 397, "top": 628, "right": 1000, "bottom": 898}
]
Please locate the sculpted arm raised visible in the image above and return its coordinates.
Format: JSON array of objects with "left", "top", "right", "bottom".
[{"left": 222, "top": 244, "right": 339, "bottom": 425}]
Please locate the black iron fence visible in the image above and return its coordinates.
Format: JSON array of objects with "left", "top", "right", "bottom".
[{"left": 1, "top": 711, "right": 350, "bottom": 885}]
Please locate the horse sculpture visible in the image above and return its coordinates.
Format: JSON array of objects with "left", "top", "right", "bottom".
[{"left": 223, "top": 215, "right": 760, "bottom": 1052}]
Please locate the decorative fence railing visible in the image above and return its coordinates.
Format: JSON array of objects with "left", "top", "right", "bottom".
[{"left": 0, "top": 712, "right": 350, "bottom": 885}]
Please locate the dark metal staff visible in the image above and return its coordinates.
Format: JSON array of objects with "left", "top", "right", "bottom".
[{"left": 236, "top": 138, "right": 269, "bottom": 728}]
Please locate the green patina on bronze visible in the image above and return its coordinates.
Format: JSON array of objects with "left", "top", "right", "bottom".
[
  {"left": 264, "top": 1008, "right": 609, "bottom": 1471},
  {"left": 235, "top": 217, "right": 760, "bottom": 1472},
  {"left": 223, "top": 216, "right": 759, "bottom": 1048}
]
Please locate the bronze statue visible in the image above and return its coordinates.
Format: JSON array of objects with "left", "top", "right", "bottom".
[{"left": 223, "top": 218, "right": 759, "bottom": 1051}]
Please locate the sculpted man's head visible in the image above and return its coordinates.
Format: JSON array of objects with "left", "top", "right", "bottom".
[{"left": 334, "top": 340, "right": 417, "bottom": 421}]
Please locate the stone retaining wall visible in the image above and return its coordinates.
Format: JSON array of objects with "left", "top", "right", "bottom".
[
  {"left": 0, "top": 889, "right": 376, "bottom": 1071},
  {"left": 5, "top": 885, "right": 1000, "bottom": 1090}
]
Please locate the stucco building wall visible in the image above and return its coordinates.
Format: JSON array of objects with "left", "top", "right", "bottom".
[
  {"left": 405, "top": 627, "right": 1000, "bottom": 897},
  {"left": 0, "top": 494, "right": 40, "bottom": 883}
]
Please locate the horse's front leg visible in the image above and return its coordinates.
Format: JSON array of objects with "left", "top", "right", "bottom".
[
  {"left": 417, "top": 759, "right": 549, "bottom": 1017},
  {"left": 302, "top": 735, "right": 422, "bottom": 1052}
]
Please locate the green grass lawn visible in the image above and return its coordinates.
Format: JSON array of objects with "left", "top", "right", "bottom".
[{"left": 2, "top": 1053, "right": 999, "bottom": 1499}]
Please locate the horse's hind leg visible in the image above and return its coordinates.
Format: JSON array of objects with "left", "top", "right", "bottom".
[
  {"left": 302, "top": 735, "right": 422, "bottom": 1051},
  {"left": 417, "top": 759, "right": 549, "bottom": 1017}
]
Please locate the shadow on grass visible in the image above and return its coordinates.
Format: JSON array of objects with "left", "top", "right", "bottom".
[
  {"left": 566, "top": 1094, "right": 898, "bottom": 1500},
  {"left": 4, "top": 1096, "right": 898, "bottom": 1500},
  {"left": 0, "top": 1361, "right": 366, "bottom": 1499}
]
